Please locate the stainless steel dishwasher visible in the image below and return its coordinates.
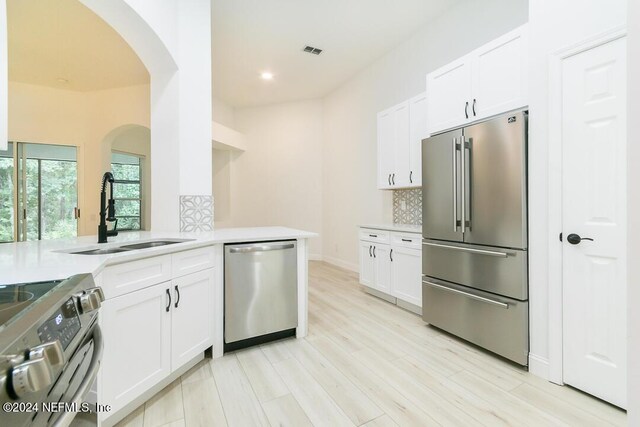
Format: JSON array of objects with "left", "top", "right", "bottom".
[{"left": 224, "top": 240, "right": 298, "bottom": 351}]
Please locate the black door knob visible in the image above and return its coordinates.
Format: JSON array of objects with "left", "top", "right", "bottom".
[{"left": 567, "top": 233, "right": 594, "bottom": 245}]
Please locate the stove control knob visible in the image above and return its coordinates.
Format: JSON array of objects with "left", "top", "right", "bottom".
[
  {"left": 9, "top": 358, "right": 54, "bottom": 398},
  {"left": 28, "top": 340, "right": 65, "bottom": 371},
  {"left": 78, "top": 287, "right": 105, "bottom": 313}
]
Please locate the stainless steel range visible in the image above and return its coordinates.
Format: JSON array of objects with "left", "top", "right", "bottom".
[{"left": 0, "top": 274, "right": 104, "bottom": 427}]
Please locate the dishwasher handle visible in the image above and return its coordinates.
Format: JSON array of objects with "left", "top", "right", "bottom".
[{"left": 228, "top": 242, "right": 295, "bottom": 254}]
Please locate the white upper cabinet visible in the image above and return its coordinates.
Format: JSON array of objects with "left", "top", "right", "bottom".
[
  {"left": 426, "top": 58, "right": 472, "bottom": 134},
  {"left": 471, "top": 25, "right": 528, "bottom": 120},
  {"left": 377, "top": 94, "right": 427, "bottom": 190},
  {"left": 377, "top": 108, "right": 395, "bottom": 189},
  {"left": 426, "top": 24, "right": 528, "bottom": 135},
  {"left": 409, "top": 92, "right": 428, "bottom": 186},
  {"left": 393, "top": 102, "right": 411, "bottom": 188}
]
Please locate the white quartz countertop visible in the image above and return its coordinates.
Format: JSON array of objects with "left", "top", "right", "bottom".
[
  {"left": 0, "top": 227, "right": 317, "bottom": 283},
  {"left": 360, "top": 223, "right": 422, "bottom": 234}
]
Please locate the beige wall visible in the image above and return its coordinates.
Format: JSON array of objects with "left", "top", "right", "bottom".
[
  {"left": 214, "top": 99, "right": 323, "bottom": 257},
  {"left": 8, "top": 81, "right": 150, "bottom": 236},
  {"left": 321, "top": 0, "right": 528, "bottom": 271}
]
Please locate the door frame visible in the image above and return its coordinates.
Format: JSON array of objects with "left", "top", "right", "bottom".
[{"left": 547, "top": 26, "right": 627, "bottom": 385}]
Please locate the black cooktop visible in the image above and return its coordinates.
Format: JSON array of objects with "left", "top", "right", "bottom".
[{"left": 0, "top": 280, "right": 62, "bottom": 330}]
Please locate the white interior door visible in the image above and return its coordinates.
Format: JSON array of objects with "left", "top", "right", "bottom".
[{"left": 561, "top": 36, "right": 627, "bottom": 409}]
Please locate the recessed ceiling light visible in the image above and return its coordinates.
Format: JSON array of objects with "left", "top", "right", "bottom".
[
  {"left": 56, "top": 78, "right": 69, "bottom": 84},
  {"left": 260, "top": 72, "right": 274, "bottom": 81}
]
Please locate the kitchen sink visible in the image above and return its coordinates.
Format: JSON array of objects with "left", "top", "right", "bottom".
[
  {"left": 66, "top": 239, "right": 195, "bottom": 255},
  {"left": 119, "top": 240, "right": 190, "bottom": 250},
  {"left": 72, "top": 248, "right": 132, "bottom": 255}
]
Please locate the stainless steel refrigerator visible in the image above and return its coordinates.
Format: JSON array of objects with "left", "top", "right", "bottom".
[{"left": 421, "top": 110, "right": 528, "bottom": 366}]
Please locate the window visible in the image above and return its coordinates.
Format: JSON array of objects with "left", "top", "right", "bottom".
[{"left": 111, "top": 152, "right": 143, "bottom": 231}]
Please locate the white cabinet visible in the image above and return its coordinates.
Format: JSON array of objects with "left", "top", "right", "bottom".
[
  {"left": 171, "top": 269, "right": 214, "bottom": 370},
  {"left": 101, "top": 283, "right": 171, "bottom": 415},
  {"left": 471, "top": 25, "right": 528, "bottom": 120},
  {"left": 359, "top": 240, "right": 391, "bottom": 294},
  {"left": 99, "top": 248, "right": 215, "bottom": 424},
  {"left": 426, "top": 24, "right": 528, "bottom": 135},
  {"left": 359, "top": 241, "right": 376, "bottom": 287},
  {"left": 377, "top": 108, "right": 395, "bottom": 189},
  {"left": 391, "top": 246, "right": 422, "bottom": 307},
  {"left": 377, "top": 94, "right": 427, "bottom": 190},
  {"left": 409, "top": 93, "right": 428, "bottom": 186},
  {"left": 426, "top": 58, "right": 472, "bottom": 134},
  {"left": 359, "top": 228, "right": 422, "bottom": 311}
]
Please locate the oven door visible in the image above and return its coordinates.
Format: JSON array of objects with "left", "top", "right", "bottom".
[{"left": 30, "top": 323, "right": 103, "bottom": 427}]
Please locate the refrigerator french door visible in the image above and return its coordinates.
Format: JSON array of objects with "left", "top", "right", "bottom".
[{"left": 421, "top": 110, "right": 529, "bottom": 365}]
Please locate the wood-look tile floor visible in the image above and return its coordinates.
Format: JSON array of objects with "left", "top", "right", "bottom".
[{"left": 116, "top": 261, "right": 627, "bottom": 427}]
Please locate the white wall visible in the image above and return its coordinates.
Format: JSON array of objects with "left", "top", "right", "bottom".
[
  {"left": 321, "top": 0, "right": 528, "bottom": 272},
  {"left": 527, "top": 0, "right": 627, "bottom": 378},
  {"left": 627, "top": 0, "right": 639, "bottom": 422},
  {"left": 223, "top": 99, "right": 323, "bottom": 258},
  {"left": 8, "top": 82, "right": 150, "bottom": 236},
  {"left": 213, "top": 97, "right": 236, "bottom": 128}
]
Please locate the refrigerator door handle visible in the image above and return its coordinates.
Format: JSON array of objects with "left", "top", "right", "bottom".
[
  {"left": 452, "top": 137, "right": 458, "bottom": 232},
  {"left": 422, "top": 241, "right": 510, "bottom": 258},
  {"left": 461, "top": 136, "right": 466, "bottom": 232},
  {"left": 464, "top": 138, "right": 472, "bottom": 230},
  {"left": 422, "top": 280, "right": 509, "bottom": 309}
]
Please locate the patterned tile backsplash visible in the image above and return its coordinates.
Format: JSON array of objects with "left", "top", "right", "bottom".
[
  {"left": 179, "top": 195, "right": 214, "bottom": 232},
  {"left": 393, "top": 189, "right": 422, "bottom": 225}
]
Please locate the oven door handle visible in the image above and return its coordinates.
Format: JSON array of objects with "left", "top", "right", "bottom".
[{"left": 52, "top": 324, "right": 104, "bottom": 427}]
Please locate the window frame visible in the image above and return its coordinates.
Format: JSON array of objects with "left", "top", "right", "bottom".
[{"left": 110, "top": 151, "right": 144, "bottom": 231}]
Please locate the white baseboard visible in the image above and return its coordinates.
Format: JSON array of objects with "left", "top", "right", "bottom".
[
  {"left": 309, "top": 253, "right": 322, "bottom": 261},
  {"left": 528, "top": 353, "right": 550, "bottom": 380},
  {"left": 321, "top": 255, "right": 359, "bottom": 273}
]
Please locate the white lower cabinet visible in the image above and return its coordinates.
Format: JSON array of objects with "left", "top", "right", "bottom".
[
  {"left": 171, "top": 269, "right": 213, "bottom": 370},
  {"left": 359, "top": 228, "right": 422, "bottom": 310},
  {"left": 101, "top": 282, "right": 171, "bottom": 415},
  {"left": 390, "top": 246, "right": 422, "bottom": 307},
  {"left": 99, "top": 247, "right": 215, "bottom": 423}
]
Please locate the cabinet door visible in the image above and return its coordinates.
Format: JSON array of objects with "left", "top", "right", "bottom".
[
  {"left": 171, "top": 269, "right": 214, "bottom": 371},
  {"left": 392, "top": 102, "right": 411, "bottom": 187},
  {"left": 374, "top": 245, "right": 392, "bottom": 294},
  {"left": 359, "top": 241, "right": 375, "bottom": 288},
  {"left": 426, "top": 58, "right": 472, "bottom": 135},
  {"left": 409, "top": 93, "right": 428, "bottom": 187},
  {"left": 100, "top": 283, "right": 171, "bottom": 415},
  {"left": 391, "top": 246, "right": 422, "bottom": 307},
  {"left": 377, "top": 109, "right": 395, "bottom": 189},
  {"left": 471, "top": 24, "right": 528, "bottom": 120}
]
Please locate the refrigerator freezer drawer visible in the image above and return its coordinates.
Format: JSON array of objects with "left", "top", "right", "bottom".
[
  {"left": 422, "top": 279, "right": 529, "bottom": 365},
  {"left": 422, "top": 240, "right": 527, "bottom": 300}
]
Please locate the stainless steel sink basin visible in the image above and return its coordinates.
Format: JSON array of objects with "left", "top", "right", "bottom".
[
  {"left": 66, "top": 239, "right": 194, "bottom": 255},
  {"left": 119, "top": 240, "right": 190, "bottom": 250},
  {"left": 72, "top": 248, "right": 132, "bottom": 255}
]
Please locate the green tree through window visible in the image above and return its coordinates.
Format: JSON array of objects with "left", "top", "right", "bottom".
[{"left": 111, "top": 153, "right": 143, "bottom": 231}]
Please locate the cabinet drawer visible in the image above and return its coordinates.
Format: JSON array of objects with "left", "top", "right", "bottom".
[
  {"left": 422, "top": 278, "right": 528, "bottom": 365},
  {"left": 359, "top": 228, "right": 390, "bottom": 244},
  {"left": 391, "top": 232, "right": 421, "bottom": 249},
  {"left": 101, "top": 255, "right": 172, "bottom": 299},
  {"left": 172, "top": 246, "right": 215, "bottom": 278}
]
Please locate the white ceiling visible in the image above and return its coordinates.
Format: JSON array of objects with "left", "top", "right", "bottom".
[
  {"left": 7, "top": 0, "right": 148, "bottom": 91},
  {"left": 212, "top": 0, "right": 463, "bottom": 107}
]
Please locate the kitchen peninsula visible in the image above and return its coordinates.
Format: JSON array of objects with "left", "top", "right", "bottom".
[{"left": 0, "top": 226, "right": 315, "bottom": 426}]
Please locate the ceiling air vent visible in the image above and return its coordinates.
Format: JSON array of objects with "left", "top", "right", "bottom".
[{"left": 303, "top": 45, "right": 323, "bottom": 55}]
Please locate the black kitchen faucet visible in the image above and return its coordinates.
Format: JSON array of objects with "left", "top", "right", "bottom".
[{"left": 98, "top": 171, "right": 119, "bottom": 243}]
